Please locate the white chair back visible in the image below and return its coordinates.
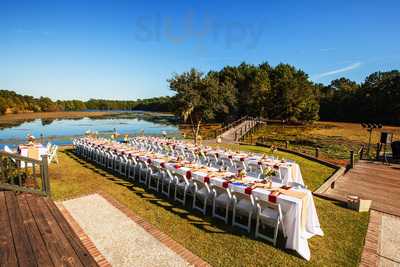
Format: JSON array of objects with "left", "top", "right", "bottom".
[{"left": 3, "top": 145, "right": 14, "bottom": 154}]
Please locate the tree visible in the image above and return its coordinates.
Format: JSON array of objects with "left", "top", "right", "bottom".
[
  {"left": 319, "top": 78, "right": 359, "bottom": 121},
  {"left": 0, "top": 98, "right": 7, "bottom": 114},
  {"left": 168, "top": 68, "right": 235, "bottom": 144},
  {"left": 268, "top": 64, "right": 319, "bottom": 121},
  {"left": 359, "top": 70, "right": 400, "bottom": 123},
  {"left": 214, "top": 62, "right": 271, "bottom": 119}
]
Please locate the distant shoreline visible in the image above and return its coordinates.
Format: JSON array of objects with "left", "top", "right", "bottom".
[{"left": 0, "top": 111, "right": 122, "bottom": 126}]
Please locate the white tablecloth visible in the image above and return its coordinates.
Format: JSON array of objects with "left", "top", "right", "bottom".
[
  {"left": 207, "top": 150, "right": 305, "bottom": 186},
  {"left": 18, "top": 145, "right": 48, "bottom": 167},
  {"left": 80, "top": 138, "right": 323, "bottom": 260},
  {"left": 18, "top": 145, "right": 47, "bottom": 160},
  {"left": 135, "top": 153, "right": 322, "bottom": 260}
]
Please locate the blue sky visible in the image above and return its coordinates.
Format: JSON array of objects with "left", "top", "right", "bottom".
[{"left": 1, "top": 0, "right": 399, "bottom": 100}]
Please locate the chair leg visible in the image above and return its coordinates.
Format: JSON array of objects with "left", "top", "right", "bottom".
[
  {"left": 202, "top": 196, "right": 209, "bottom": 215},
  {"left": 255, "top": 214, "right": 260, "bottom": 239},
  {"left": 247, "top": 211, "right": 253, "bottom": 233},
  {"left": 273, "top": 221, "right": 279, "bottom": 246}
]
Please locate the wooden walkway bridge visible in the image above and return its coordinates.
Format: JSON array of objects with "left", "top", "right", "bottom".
[
  {"left": 214, "top": 116, "right": 265, "bottom": 144},
  {"left": 326, "top": 160, "right": 400, "bottom": 216}
]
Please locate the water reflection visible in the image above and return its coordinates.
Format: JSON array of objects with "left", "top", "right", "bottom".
[{"left": 0, "top": 112, "right": 180, "bottom": 147}]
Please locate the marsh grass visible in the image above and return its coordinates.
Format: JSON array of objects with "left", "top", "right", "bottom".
[{"left": 247, "top": 121, "right": 400, "bottom": 162}]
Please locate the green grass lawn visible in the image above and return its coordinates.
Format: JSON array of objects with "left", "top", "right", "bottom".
[{"left": 50, "top": 146, "right": 369, "bottom": 267}]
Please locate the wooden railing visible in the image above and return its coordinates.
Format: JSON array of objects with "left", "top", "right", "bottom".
[
  {"left": 349, "top": 145, "right": 365, "bottom": 169},
  {"left": 214, "top": 116, "right": 249, "bottom": 138},
  {"left": 236, "top": 117, "right": 265, "bottom": 142},
  {"left": 0, "top": 151, "right": 50, "bottom": 196}
]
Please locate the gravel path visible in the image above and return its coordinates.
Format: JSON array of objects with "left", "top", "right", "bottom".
[{"left": 62, "top": 194, "right": 190, "bottom": 267}]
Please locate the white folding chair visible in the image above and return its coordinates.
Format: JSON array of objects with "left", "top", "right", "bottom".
[
  {"left": 255, "top": 198, "right": 285, "bottom": 246},
  {"left": 161, "top": 168, "right": 174, "bottom": 198},
  {"left": 127, "top": 156, "right": 138, "bottom": 181},
  {"left": 48, "top": 145, "right": 59, "bottom": 164},
  {"left": 192, "top": 179, "right": 212, "bottom": 215},
  {"left": 232, "top": 191, "right": 256, "bottom": 233},
  {"left": 174, "top": 172, "right": 191, "bottom": 205},
  {"left": 211, "top": 185, "right": 232, "bottom": 224},
  {"left": 113, "top": 153, "right": 122, "bottom": 173},
  {"left": 138, "top": 160, "right": 149, "bottom": 186},
  {"left": 148, "top": 164, "right": 163, "bottom": 191},
  {"left": 46, "top": 142, "right": 52, "bottom": 151},
  {"left": 270, "top": 168, "right": 283, "bottom": 183},
  {"left": 207, "top": 154, "right": 220, "bottom": 168},
  {"left": 106, "top": 151, "right": 114, "bottom": 170},
  {"left": 221, "top": 157, "right": 235, "bottom": 172},
  {"left": 100, "top": 149, "right": 107, "bottom": 167},
  {"left": 246, "top": 163, "right": 262, "bottom": 178},
  {"left": 119, "top": 154, "right": 129, "bottom": 176},
  {"left": 3, "top": 145, "right": 14, "bottom": 154}
]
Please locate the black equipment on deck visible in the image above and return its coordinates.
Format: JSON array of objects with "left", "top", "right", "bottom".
[{"left": 380, "top": 132, "right": 393, "bottom": 144}]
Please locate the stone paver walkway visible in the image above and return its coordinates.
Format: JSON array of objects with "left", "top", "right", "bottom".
[
  {"left": 62, "top": 194, "right": 190, "bottom": 267},
  {"left": 361, "top": 211, "right": 400, "bottom": 267},
  {"left": 379, "top": 213, "right": 400, "bottom": 266}
]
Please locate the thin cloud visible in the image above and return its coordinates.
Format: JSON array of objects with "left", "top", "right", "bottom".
[
  {"left": 314, "top": 62, "right": 362, "bottom": 79},
  {"left": 319, "top": 48, "right": 336, "bottom": 52}
]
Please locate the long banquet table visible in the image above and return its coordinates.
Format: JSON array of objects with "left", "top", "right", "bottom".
[
  {"left": 133, "top": 136, "right": 305, "bottom": 186},
  {"left": 77, "top": 137, "right": 323, "bottom": 260}
]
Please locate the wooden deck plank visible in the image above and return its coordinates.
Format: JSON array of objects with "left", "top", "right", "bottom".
[
  {"left": 25, "top": 194, "right": 84, "bottom": 267},
  {"left": 4, "top": 191, "right": 36, "bottom": 267},
  {"left": 17, "top": 194, "right": 54, "bottom": 267},
  {"left": 327, "top": 161, "right": 400, "bottom": 216},
  {"left": 44, "top": 198, "right": 98, "bottom": 267},
  {"left": 334, "top": 180, "right": 400, "bottom": 200},
  {"left": 0, "top": 191, "right": 98, "bottom": 267},
  {"left": 0, "top": 192, "right": 18, "bottom": 267}
]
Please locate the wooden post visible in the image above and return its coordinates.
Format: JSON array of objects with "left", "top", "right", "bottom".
[
  {"left": 359, "top": 145, "right": 364, "bottom": 160},
  {"left": 315, "top": 147, "right": 320, "bottom": 158},
  {"left": 41, "top": 155, "right": 50, "bottom": 196},
  {"left": 375, "top": 143, "right": 381, "bottom": 160},
  {"left": 350, "top": 150, "right": 355, "bottom": 169}
]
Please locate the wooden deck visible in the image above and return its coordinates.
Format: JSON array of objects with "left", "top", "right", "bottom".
[
  {"left": 326, "top": 160, "right": 400, "bottom": 216},
  {"left": 0, "top": 191, "right": 98, "bottom": 267}
]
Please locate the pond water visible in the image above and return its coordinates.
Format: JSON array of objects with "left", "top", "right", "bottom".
[{"left": 0, "top": 112, "right": 181, "bottom": 148}]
